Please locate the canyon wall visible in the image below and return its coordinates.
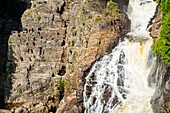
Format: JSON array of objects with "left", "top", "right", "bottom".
[
  {"left": 149, "top": 7, "right": 170, "bottom": 113},
  {"left": 0, "top": 0, "right": 130, "bottom": 112}
]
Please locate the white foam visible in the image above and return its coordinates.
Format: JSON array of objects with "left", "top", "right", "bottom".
[{"left": 83, "top": 0, "right": 157, "bottom": 113}]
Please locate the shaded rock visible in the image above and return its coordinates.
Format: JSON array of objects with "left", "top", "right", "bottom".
[
  {"left": 0, "top": 109, "right": 10, "bottom": 113},
  {"left": 149, "top": 57, "right": 170, "bottom": 113},
  {"left": 113, "top": 0, "right": 129, "bottom": 12}
]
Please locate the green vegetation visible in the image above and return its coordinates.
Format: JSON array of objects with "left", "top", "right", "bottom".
[
  {"left": 152, "top": 0, "right": 170, "bottom": 65},
  {"left": 95, "top": 16, "right": 103, "bottom": 22},
  {"left": 165, "top": 107, "right": 170, "bottom": 113},
  {"left": 8, "top": 37, "right": 12, "bottom": 44},
  {"left": 32, "top": 3, "right": 36, "bottom": 8},
  {"left": 17, "top": 87, "right": 22, "bottom": 94},
  {"left": 80, "top": 13, "right": 85, "bottom": 18},
  {"left": 71, "top": 40, "right": 75, "bottom": 46},
  {"left": 7, "top": 62, "right": 14, "bottom": 73},
  {"left": 105, "top": 0, "right": 118, "bottom": 16},
  {"left": 155, "top": 0, "right": 170, "bottom": 15},
  {"left": 68, "top": 63, "right": 74, "bottom": 74},
  {"left": 79, "top": 9, "right": 86, "bottom": 18},
  {"left": 87, "top": 0, "right": 93, "bottom": 2},
  {"left": 82, "top": 22, "right": 86, "bottom": 27},
  {"left": 56, "top": 79, "right": 72, "bottom": 98},
  {"left": 162, "top": 103, "right": 170, "bottom": 113},
  {"left": 73, "top": 50, "right": 78, "bottom": 60},
  {"left": 108, "top": 0, "right": 116, "bottom": 6},
  {"left": 55, "top": 80, "right": 66, "bottom": 98},
  {"left": 37, "top": 15, "right": 41, "bottom": 21},
  {"left": 59, "top": 80, "right": 66, "bottom": 94},
  {"left": 7, "top": 75, "right": 12, "bottom": 81},
  {"left": 88, "top": 15, "right": 92, "bottom": 19}
]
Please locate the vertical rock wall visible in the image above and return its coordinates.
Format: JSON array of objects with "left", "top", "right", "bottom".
[
  {"left": 149, "top": 7, "right": 170, "bottom": 113},
  {"left": 2, "top": 0, "right": 130, "bottom": 112},
  {"left": 0, "top": 0, "right": 30, "bottom": 108}
]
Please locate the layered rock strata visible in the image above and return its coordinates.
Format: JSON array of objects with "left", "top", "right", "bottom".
[{"left": 1, "top": 0, "right": 130, "bottom": 112}]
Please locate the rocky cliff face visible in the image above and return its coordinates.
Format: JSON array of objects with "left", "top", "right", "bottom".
[
  {"left": 150, "top": 7, "right": 161, "bottom": 39},
  {"left": 149, "top": 7, "right": 170, "bottom": 113},
  {"left": 0, "top": 0, "right": 30, "bottom": 109},
  {"left": 0, "top": 0, "right": 130, "bottom": 112},
  {"left": 149, "top": 57, "right": 170, "bottom": 113}
]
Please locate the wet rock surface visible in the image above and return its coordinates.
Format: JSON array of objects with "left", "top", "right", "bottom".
[{"left": 0, "top": 0, "right": 130, "bottom": 112}]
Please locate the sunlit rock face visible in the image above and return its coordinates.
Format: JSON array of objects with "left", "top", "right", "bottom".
[
  {"left": 150, "top": 7, "right": 161, "bottom": 39},
  {"left": 0, "top": 0, "right": 130, "bottom": 112}
]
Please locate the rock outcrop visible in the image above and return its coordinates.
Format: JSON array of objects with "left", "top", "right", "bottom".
[
  {"left": 150, "top": 7, "right": 161, "bottom": 39},
  {"left": 149, "top": 56, "right": 170, "bottom": 113},
  {"left": 1, "top": 0, "right": 130, "bottom": 112},
  {"left": 149, "top": 6, "right": 170, "bottom": 113},
  {"left": 0, "top": 0, "right": 31, "bottom": 109}
]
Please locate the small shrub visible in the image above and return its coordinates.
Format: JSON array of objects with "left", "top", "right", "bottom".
[
  {"left": 59, "top": 80, "right": 66, "bottom": 94},
  {"left": 73, "top": 50, "right": 78, "bottom": 60},
  {"left": 8, "top": 37, "right": 12, "bottom": 44},
  {"left": 17, "top": 87, "right": 22, "bottom": 94},
  {"left": 7, "top": 62, "right": 14, "bottom": 73},
  {"left": 37, "top": 15, "right": 41, "bottom": 21},
  {"left": 79, "top": 12, "right": 85, "bottom": 18},
  {"left": 105, "top": 0, "right": 118, "bottom": 16},
  {"left": 57, "top": 80, "right": 66, "bottom": 100},
  {"left": 32, "top": 3, "right": 36, "bottom": 8},
  {"left": 82, "top": 22, "right": 85, "bottom": 26},
  {"left": 55, "top": 90, "right": 60, "bottom": 97},
  {"left": 108, "top": 0, "right": 116, "bottom": 6},
  {"left": 69, "top": 64, "right": 74, "bottom": 74},
  {"left": 88, "top": 15, "right": 92, "bottom": 19},
  {"left": 88, "top": 0, "right": 93, "bottom": 2},
  {"left": 162, "top": 103, "right": 170, "bottom": 113},
  {"left": 7, "top": 75, "right": 12, "bottom": 81},
  {"left": 95, "top": 16, "right": 102, "bottom": 22},
  {"left": 72, "top": 40, "right": 75, "bottom": 46}
]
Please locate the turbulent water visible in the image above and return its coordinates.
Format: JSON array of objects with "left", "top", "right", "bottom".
[{"left": 83, "top": 0, "right": 157, "bottom": 113}]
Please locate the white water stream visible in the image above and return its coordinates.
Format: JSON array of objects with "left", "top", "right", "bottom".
[{"left": 83, "top": 0, "right": 157, "bottom": 113}]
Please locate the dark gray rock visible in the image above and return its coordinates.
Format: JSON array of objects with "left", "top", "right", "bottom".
[{"left": 149, "top": 57, "right": 170, "bottom": 113}]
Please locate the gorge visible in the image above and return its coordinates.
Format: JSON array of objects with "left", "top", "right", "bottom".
[
  {"left": 0, "top": 0, "right": 169, "bottom": 113},
  {"left": 83, "top": 0, "right": 157, "bottom": 113}
]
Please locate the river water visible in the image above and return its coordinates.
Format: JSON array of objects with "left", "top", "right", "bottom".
[{"left": 83, "top": 0, "right": 157, "bottom": 113}]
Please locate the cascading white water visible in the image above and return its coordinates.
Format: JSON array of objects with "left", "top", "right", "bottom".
[{"left": 83, "top": 0, "right": 157, "bottom": 113}]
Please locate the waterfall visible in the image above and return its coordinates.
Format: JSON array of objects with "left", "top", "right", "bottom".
[{"left": 83, "top": 0, "right": 157, "bottom": 113}]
